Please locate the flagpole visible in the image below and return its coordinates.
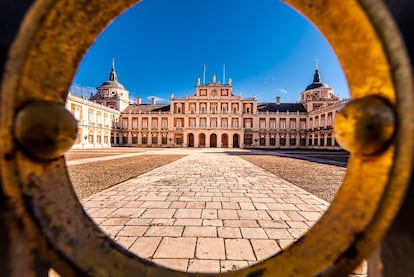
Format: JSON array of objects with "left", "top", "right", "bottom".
[
  {"left": 223, "top": 64, "right": 226, "bottom": 84},
  {"left": 203, "top": 64, "right": 206, "bottom": 85}
]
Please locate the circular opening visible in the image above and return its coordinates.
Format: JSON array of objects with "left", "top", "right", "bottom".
[
  {"left": 67, "top": 0, "right": 349, "bottom": 273},
  {"left": 2, "top": 0, "right": 412, "bottom": 276}
]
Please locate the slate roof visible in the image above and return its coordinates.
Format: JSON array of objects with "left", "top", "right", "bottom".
[
  {"left": 257, "top": 103, "right": 307, "bottom": 113},
  {"left": 123, "top": 104, "right": 171, "bottom": 113}
]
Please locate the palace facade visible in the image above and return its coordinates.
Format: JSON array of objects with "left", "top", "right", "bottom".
[{"left": 67, "top": 63, "right": 347, "bottom": 149}]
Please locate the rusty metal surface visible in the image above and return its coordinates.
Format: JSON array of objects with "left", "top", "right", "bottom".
[{"left": 0, "top": 0, "right": 413, "bottom": 276}]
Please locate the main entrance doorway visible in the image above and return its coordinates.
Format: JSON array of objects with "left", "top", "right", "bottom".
[{"left": 210, "top": 134, "right": 217, "bottom": 148}]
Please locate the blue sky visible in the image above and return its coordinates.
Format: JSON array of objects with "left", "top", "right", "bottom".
[{"left": 71, "top": 0, "right": 350, "bottom": 104}]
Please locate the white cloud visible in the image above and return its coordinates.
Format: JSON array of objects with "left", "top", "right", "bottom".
[
  {"left": 147, "top": 96, "right": 166, "bottom": 102},
  {"left": 69, "top": 84, "right": 96, "bottom": 98},
  {"left": 274, "top": 88, "right": 288, "bottom": 94}
]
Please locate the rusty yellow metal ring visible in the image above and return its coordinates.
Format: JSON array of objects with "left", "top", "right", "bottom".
[{"left": 1, "top": 0, "right": 413, "bottom": 276}]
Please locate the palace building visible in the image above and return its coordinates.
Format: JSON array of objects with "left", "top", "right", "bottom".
[{"left": 67, "top": 63, "right": 347, "bottom": 149}]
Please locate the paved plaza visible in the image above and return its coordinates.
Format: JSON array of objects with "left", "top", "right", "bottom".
[{"left": 80, "top": 149, "right": 329, "bottom": 273}]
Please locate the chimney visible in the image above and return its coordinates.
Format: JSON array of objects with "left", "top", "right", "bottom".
[
  {"left": 136, "top": 97, "right": 141, "bottom": 105},
  {"left": 151, "top": 97, "right": 156, "bottom": 106},
  {"left": 275, "top": 96, "right": 280, "bottom": 105}
]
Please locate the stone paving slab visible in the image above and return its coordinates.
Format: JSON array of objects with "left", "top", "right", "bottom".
[{"left": 81, "top": 149, "right": 329, "bottom": 273}]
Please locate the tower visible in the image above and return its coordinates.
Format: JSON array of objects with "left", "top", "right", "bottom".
[
  {"left": 300, "top": 64, "right": 338, "bottom": 111},
  {"left": 91, "top": 60, "right": 130, "bottom": 111}
]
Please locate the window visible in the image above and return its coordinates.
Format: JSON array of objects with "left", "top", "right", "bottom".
[
  {"left": 260, "top": 120, "right": 266, "bottom": 129},
  {"left": 201, "top": 107, "right": 205, "bottom": 114},
  {"left": 244, "top": 135, "right": 252, "bottom": 146},
  {"left": 233, "top": 107, "right": 237, "bottom": 114},
  {"left": 122, "top": 136, "right": 128, "bottom": 144},
  {"left": 162, "top": 136, "right": 168, "bottom": 144},
  {"left": 88, "top": 110, "right": 94, "bottom": 124},
  {"left": 280, "top": 120, "right": 286, "bottom": 129},
  {"left": 189, "top": 119, "right": 195, "bottom": 128},
  {"left": 222, "top": 107, "right": 226, "bottom": 113},
  {"left": 73, "top": 106, "right": 80, "bottom": 120},
  {"left": 152, "top": 119, "right": 158, "bottom": 129},
  {"left": 300, "top": 121, "right": 306, "bottom": 129},
  {"left": 244, "top": 120, "right": 252, "bottom": 128},
  {"left": 152, "top": 136, "right": 158, "bottom": 144},
  {"left": 290, "top": 137, "right": 296, "bottom": 146},
  {"left": 327, "top": 115, "right": 333, "bottom": 126},
  {"left": 96, "top": 135, "right": 101, "bottom": 144},
  {"left": 232, "top": 119, "right": 238, "bottom": 128},
  {"left": 122, "top": 119, "right": 128, "bottom": 129},
  {"left": 190, "top": 107, "right": 194, "bottom": 114},
  {"left": 260, "top": 137, "right": 266, "bottom": 145},
  {"left": 327, "top": 137, "right": 332, "bottom": 145},
  {"left": 176, "top": 137, "right": 182, "bottom": 145},
  {"left": 270, "top": 137, "right": 276, "bottom": 145},
  {"left": 132, "top": 119, "right": 138, "bottom": 129},
  {"left": 96, "top": 113, "right": 101, "bottom": 125},
  {"left": 142, "top": 136, "right": 148, "bottom": 144},
  {"left": 88, "top": 133, "right": 94, "bottom": 144},
  {"left": 211, "top": 119, "right": 217, "bottom": 128},
  {"left": 280, "top": 137, "right": 286, "bottom": 146},
  {"left": 177, "top": 107, "right": 181, "bottom": 114},
  {"left": 300, "top": 138, "right": 306, "bottom": 146},
  {"left": 246, "top": 107, "right": 250, "bottom": 114},
  {"left": 132, "top": 136, "right": 138, "bottom": 144},
  {"left": 212, "top": 107, "right": 216, "bottom": 114}
]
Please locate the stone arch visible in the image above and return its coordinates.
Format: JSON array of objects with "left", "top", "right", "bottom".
[{"left": 210, "top": 133, "right": 217, "bottom": 148}]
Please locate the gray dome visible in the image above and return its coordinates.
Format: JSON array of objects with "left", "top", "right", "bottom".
[
  {"left": 100, "top": 80, "right": 125, "bottom": 89},
  {"left": 305, "top": 68, "right": 329, "bottom": 91},
  {"left": 305, "top": 82, "right": 328, "bottom": 90}
]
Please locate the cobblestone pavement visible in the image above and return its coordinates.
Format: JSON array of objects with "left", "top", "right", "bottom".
[{"left": 81, "top": 149, "right": 329, "bottom": 273}]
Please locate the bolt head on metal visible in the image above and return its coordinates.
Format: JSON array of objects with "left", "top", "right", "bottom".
[
  {"left": 334, "top": 96, "right": 396, "bottom": 156},
  {"left": 14, "top": 101, "right": 77, "bottom": 160}
]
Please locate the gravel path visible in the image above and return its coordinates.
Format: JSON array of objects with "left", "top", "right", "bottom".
[{"left": 240, "top": 155, "right": 345, "bottom": 202}]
